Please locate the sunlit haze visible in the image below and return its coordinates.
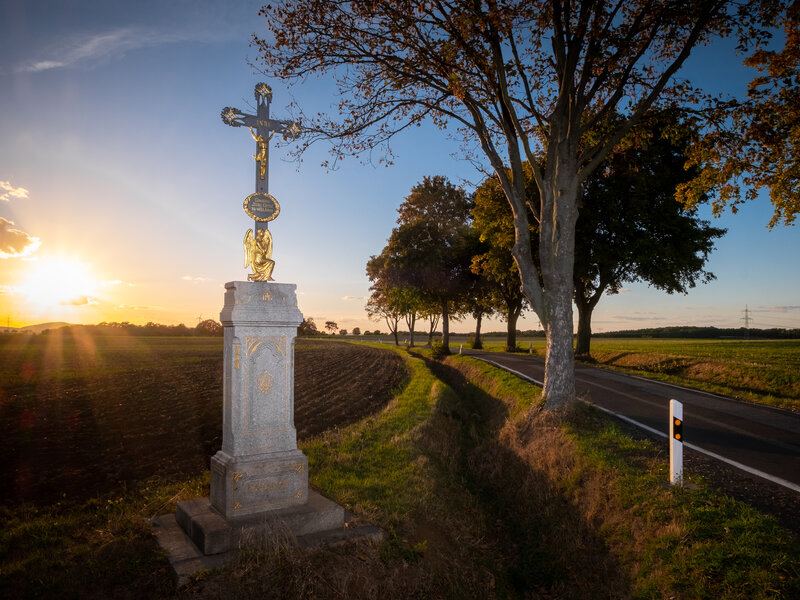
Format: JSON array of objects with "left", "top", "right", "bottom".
[{"left": 1, "top": 0, "right": 798, "bottom": 333}]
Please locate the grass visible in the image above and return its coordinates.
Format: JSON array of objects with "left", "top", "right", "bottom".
[
  {"left": 0, "top": 474, "right": 208, "bottom": 599},
  {"left": 1, "top": 340, "right": 797, "bottom": 598},
  {"left": 473, "top": 336, "right": 800, "bottom": 411}
]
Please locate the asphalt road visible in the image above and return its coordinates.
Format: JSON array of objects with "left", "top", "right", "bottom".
[{"left": 465, "top": 350, "right": 800, "bottom": 491}]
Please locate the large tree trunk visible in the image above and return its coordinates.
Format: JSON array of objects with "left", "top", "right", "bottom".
[
  {"left": 427, "top": 314, "right": 439, "bottom": 346},
  {"left": 406, "top": 313, "right": 416, "bottom": 347},
  {"left": 575, "top": 301, "right": 593, "bottom": 358},
  {"left": 474, "top": 311, "right": 483, "bottom": 347},
  {"left": 505, "top": 308, "right": 519, "bottom": 352},
  {"left": 519, "top": 157, "right": 579, "bottom": 410},
  {"left": 440, "top": 300, "right": 451, "bottom": 354},
  {"left": 487, "top": 115, "right": 579, "bottom": 409},
  {"left": 387, "top": 316, "right": 399, "bottom": 346}
]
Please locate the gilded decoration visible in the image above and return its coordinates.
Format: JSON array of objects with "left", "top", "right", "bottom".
[
  {"left": 244, "top": 228, "right": 275, "bottom": 281},
  {"left": 258, "top": 371, "right": 273, "bottom": 393}
]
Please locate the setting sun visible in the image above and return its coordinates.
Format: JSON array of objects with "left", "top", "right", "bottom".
[{"left": 19, "top": 258, "right": 98, "bottom": 308}]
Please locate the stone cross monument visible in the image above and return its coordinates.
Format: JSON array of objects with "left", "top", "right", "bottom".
[{"left": 156, "top": 86, "right": 364, "bottom": 575}]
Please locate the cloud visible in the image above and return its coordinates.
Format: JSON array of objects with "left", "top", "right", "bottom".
[
  {"left": 753, "top": 305, "right": 800, "bottom": 313},
  {"left": 182, "top": 275, "right": 208, "bottom": 283},
  {"left": 60, "top": 295, "right": 99, "bottom": 306},
  {"left": 115, "top": 303, "right": 166, "bottom": 311},
  {"left": 0, "top": 217, "right": 41, "bottom": 259},
  {"left": 17, "top": 26, "right": 234, "bottom": 73},
  {"left": 612, "top": 312, "right": 661, "bottom": 321},
  {"left": 100, "top": 279, "right": 135, "bottom": 288},
  {"left": 0, "top": 181, "right": 29, "bottom": 202},
  {"left": 342, "top": 295, "right": 366, "bottom": 301}
]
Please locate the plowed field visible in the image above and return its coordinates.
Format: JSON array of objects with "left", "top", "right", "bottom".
[{"left": 0, "top": 333, "right": 407, "bottom": 507}]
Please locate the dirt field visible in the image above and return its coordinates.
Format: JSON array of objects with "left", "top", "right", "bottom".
[{"left": 0, "top": 332, "right": 406, "bottom": 507}]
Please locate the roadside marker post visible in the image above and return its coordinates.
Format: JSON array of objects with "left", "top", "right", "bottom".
[
  {"left": 459, "top": 344, "right": 463, "bottom": 354},
  {"left": 670, "top": 399, "right": 684, "bottom": 486},
  {"left": 529, "top": 342, "right": 533, "bottom": 354}
]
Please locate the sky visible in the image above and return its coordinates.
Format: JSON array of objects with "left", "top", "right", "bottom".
[{"left": 0, "top": 0, "right": 797, "bottom": 334}]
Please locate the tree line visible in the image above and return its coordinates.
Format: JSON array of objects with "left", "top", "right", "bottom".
[
  {"left": 595, "top": 326, "right": 800, "bottom": 340},
  {"left": 297, "top": 317, "right": 383, "bottom": 337}
]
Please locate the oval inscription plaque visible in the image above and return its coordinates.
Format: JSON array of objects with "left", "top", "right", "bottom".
[{"left": 243, "top": 192, "right": 281, "bottom": 222}]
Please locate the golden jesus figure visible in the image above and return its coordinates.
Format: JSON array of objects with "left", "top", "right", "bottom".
[
  {"left": 250, "top": 127, "right": 269, "bottom": 180},
  {"left": 244, "top": 228, "right": 275, "bottom": 281}
]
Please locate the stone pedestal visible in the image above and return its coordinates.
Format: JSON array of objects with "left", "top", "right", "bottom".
[
  {"left": 155, "top": 281, "right": 379, "bottom": 577},
  {"left": 210, "top": 281, "right": 307, "bottom": 519}
]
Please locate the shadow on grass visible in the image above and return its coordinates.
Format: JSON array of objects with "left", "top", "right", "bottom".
[{"left": 418, "top": 354, "right": 632, "bottom": 599}]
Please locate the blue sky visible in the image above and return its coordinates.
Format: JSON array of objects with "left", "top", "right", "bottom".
[{"left": 0, "top": 0, "right": 797, "bottom": 333}]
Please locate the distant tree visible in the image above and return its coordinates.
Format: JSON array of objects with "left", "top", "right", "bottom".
[
  {"left": 376, "top": 176, "right": 477, "bottom": 353},
  {"left": 195, "top": 319, "right": 223, "bottom": 336},
  {"left": 352, "top": 327, "right": 361, "bottom": 336},
  {"left": 420, "top": 305, "right": 441, "bottom": 347},
  {"left": 339, "top": 329, "right": 348, "bottom": 336},
  {"left": 324, "top": 321, "right": 338, "bottom": 335},
  {"left": 366, "top": 252, "right": 402, "bottom": 345},
  {"left": 298, "top": 317, "right": 318, "bottom": 336}
]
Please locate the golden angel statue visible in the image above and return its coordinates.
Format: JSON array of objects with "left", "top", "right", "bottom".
[{"left": 244, "top": 228, "right": 275, "bottom": 281}]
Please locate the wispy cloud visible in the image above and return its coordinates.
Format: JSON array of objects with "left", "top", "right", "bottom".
[
  {"left": 342, "top": 295, "right": 365, "bottom": 301},
  {"left": 752, "top": 305, "right": 800, "bottom": 313},
  {"left": 115, "top": 303, "right": 166, "bottom": 311},
  {"left": 182, "top": 275, "right": 208, "bottom": 284},
  {"left": 17, "top": 26, "right": 233, "bottom": 73},
  {"left": 100, "top": 279, "right": 135, "bottom": 288},
  {"left": 0, "top": 217, "right": 40, "bottom": 259},
  {"left": 612, "top": 312, "right": 661, "bottom": 322},
  {"left": 0, "top": 181, "right": 29, "bottom": 202}
]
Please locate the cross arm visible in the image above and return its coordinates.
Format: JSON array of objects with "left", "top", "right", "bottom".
[{"left": 221, "top": 107, "right": 301, "bottom": 139}]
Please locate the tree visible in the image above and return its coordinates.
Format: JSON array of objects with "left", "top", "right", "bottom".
[
  {"left": 573, "top": 115, "right": 726, "bottom": 356},
  {"left": 366, "top": 250, "right": 405, "bottom": 345},
  {"left": 474, "top": 114, "right": 725, "bottom": 358},
  {"left": 680, "top": 3, "right": 799, "bottom": 228},
  {"left": 324, "top": 321, "right": 338, "bottom": 335},
  {"left": 371, "top": 176, "right": 477, "bottom": 353},
  {"left": 298, "top": 317, "right": 318, "bottom": 336},
  {"left": 195, "top": 319, "right": 223, "bottom": 336},
  {"left": 352, "top": 327, "right": 362, "bottom": 336},
  {"left": 339, "top": 329, "right": 348, "bottom": 336},
  {"left": 257, "top": 1, "right": 781, "bottom": 408},
  {"left": 472, "top": 173, "right": 532, "bottom": 352},
  {"left": 420, "top": 304, "right": 441, "bottom": 346}
]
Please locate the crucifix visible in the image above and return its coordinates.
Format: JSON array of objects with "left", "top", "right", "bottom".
[{"left": 221, "top": 83, "right": 300, "bottom": 281}]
